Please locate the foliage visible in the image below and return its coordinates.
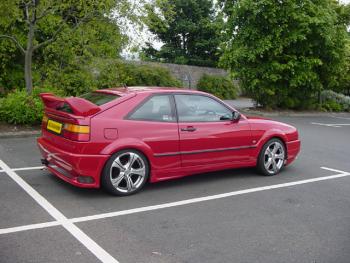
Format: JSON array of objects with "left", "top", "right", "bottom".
[
  {"left": 142, "top": 0, "right": 222, "bottom": 67},
  {"left": 95, "top": 60, "right": 181, "bottom": 88},
  {"left": 337, "top": 39, "right": 350, "bottom": 95},
  {"left": 95, "top": 60, "right": 131, "bottom": 89},
  {"left": 43, "top": 65, "right": 96, "bottom": 96},
  {"left": 219, "top": 0, "right": 350, "bottom": 109},
  {"left": 0, "top": 59, "right": 181, "bottom": 125},
  {"left": 197, "top": 74, "right": 237, "bottom": 99},
  {"left": 38, "top": 15, "right": 126, "bottom": 96},
  {"left": 321, "top": 90, "right": 350, "bottom": 112},
  {"left": 0, "top": 87, "right": 64, "bottom": 125},
  {"left": 0, "top": 0, "right": 129, "bottom": 94},
  {"left": 125, "top": 64, "right": 182, "bottom": 87}
]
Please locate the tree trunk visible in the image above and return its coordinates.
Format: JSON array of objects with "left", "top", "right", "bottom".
[
  {"left": 24, "top": 49, "right": 33, "bottom": 95},
  {"left": 25, "top": 23, "right": 35, "bottom": 95}
]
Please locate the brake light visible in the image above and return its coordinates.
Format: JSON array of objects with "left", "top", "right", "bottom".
[
  {"left": 62, "top": 124, "right": 90, "bottom": 142},
  {"left": 42, "top": 114, "right": 48, "bottom": 123},
  {"left": 42, "top": 114, "right": 48, "bottom": 130}
]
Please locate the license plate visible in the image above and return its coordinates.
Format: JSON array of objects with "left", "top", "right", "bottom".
[{"left": 47, "top": 120, "right": 63, "bottom": 134}]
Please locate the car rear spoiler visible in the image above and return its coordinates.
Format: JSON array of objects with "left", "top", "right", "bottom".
[{"left": 40, "top": 93, "right": 100, "bottom": 117}]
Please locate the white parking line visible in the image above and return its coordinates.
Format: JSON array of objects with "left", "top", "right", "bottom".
[
  {"left": 320, "top": 166, "right": 350, "bottom": 174},
  {"left": 1, "top": 165, "right": 349, "bottom": 236},
  {"left": 0, "top": 221, "right": 60, "bottom": 235},
  {"left": 331, "top": 116, "right": 350, "bottom": 120},
  {"left": 70, "top": 167, "right": 350, "bottom": 224},
  {"left": 0, "top": 160, "right": 119, "bottom": 263},
  {"left": 0, "top": 166, "right": 44, "bottom": 173},
  {"left": 311, "top": 122, "right": 350, "bottom": 128}
]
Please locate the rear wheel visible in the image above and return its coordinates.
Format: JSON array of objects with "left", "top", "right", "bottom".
[
  {"left": 257, "top": 138, "right": 286, "bottom": 176},
  {"left": 101, "top": 149, "right": 149, "bottom": 196}
]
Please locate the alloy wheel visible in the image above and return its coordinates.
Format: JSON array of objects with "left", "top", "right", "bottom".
[
  {"left": 110, "top": 152, "right": 146, "bottom": 193},
  {"left": 263, "top": 141, "right": 285, "bottom": 175}
]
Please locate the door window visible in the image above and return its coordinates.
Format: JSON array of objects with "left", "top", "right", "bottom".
[
  {"left": 175, "top": 94, "right": 232, "bottom": 122},
  {"left": 128, "top": 95, "right": 175, "bottom": 122}
]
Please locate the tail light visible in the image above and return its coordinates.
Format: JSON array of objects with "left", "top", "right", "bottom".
[
  {"left": 42, "top": 114, "right": 48, "bottom": 126},
  {"left": 62, "top": 123, "right": 90, "bottom": 142}
]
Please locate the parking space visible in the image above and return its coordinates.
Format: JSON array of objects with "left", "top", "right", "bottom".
[
  {"left": 1, "top": 114, "right": 350, "bottom": 263},
  {"left": 0, "top": 227, "right": 98, "bottom": 263}
]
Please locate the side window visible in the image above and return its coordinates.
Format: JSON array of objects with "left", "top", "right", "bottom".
[
  {"left": 175, "top": 94, "right": 232, "bottom": 122},
  {"left": 129, "top": 95, "right": 175, "bottom": 122}
]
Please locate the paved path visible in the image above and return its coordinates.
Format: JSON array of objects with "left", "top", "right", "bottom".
[
  {"left": 224, "top": 98, "right": 255, "bottom": 109},
  {"left": 1, "top": 115, "right": 350, "bottom": 263}
]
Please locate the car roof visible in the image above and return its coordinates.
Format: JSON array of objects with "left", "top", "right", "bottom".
[{"left": 95, "top": 86, "right": 206, "bottom": 96}]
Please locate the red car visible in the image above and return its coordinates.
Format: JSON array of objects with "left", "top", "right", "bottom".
[{"left": 37, "top": 87, "right": 300, "bottom": 195}]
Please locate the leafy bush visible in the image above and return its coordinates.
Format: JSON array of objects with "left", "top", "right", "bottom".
[
  {"left": 0, "top": 87, "right": 64, "bottom": 125},
  {"left": 197, "top": 74, "right": 237, "bottom": 99},
  {"left": 321, "top": 90, "right": 350, "bottom": 112},
  {"left": 0, "top": 60, "right": 182, "bottom": 125},
  {"left": 95, "top": 60, "right": 181, "bottom": 89},
  {"left": 125, "top": 64, "right": 181, "bottom": 87},
  {"left": 95, "top": 60, "right": 131, "bottom": 89},
  {"left": 220, "top": 0, "right": 348, "bottom": 110},
  {"left": 44, "top": 66, "right": 95, "bottom": 96}
]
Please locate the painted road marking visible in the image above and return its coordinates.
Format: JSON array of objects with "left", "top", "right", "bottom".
[
  {"left": 331, "top": 116, "right": 350, "bottom": 120},
  {"left": 0, "top": 165, "right": 44, "bottom": 173},
  {"left": 0, "top": 221, "right": 60, "bottom": 235},
  {"left": 1, "top": 165, "right": 349, "bottom": 236},
  {"left": 0, "top": 160, "right": 119, "bottom": 263},
  {"left": 311, "top": 122, "right": 350, "bottom": 128},
  {"left": 70, "top": 167, "right": 350, "bottom": 223}
]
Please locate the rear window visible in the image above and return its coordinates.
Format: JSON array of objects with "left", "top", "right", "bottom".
[{"left": 79, "top": 92, "right": 119, "bottom": 106}]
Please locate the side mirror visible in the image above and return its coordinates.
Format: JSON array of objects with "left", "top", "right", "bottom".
[{"left": 232, "top": 111, "right": 241, "bottom": 122}]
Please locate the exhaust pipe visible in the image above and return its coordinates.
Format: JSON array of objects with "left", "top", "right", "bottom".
[{"left": 41, "top": 159, "right": 49, "bottom": 165}]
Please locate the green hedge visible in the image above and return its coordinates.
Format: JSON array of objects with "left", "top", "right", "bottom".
[
  {"left": 321, "top": 90, "right": 350, "bottom": 112},
  {"left": 0, "top": 87, "right": 64, "bottom": 125},
  {"left": 197, "top": 74, "right": 237, "bottom": 99},
  {"left": 43, "top": 60, "right": 182, "bottom": 96},
  {"left": 96, "top": 60, "right": 181, "bottom": 89},
  {"left": 0, "top": 61, "right": 182, "bottom": 125},
  {"left": 125, "top": 64, "right": 181, "bottom": 87}
]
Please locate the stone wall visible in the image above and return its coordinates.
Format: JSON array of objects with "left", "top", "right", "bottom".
[{"left": 126, "top": 60, "right": 229, "bottom": 89}]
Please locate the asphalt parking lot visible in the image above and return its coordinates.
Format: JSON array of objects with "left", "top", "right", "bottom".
[{"left": 1, "top": 114, "right": 350, "bottom": 263}]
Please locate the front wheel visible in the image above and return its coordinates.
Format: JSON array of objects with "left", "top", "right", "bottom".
[
  {"left": 101, "top": 150, "right": 149, "bottom": 196},
  {"left": 257, "top": 138, "right": 286, "bottom": 176}
]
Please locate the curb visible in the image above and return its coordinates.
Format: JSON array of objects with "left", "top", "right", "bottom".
[{"left": 0, "top": 130, "right": 41, "bottom": 139}]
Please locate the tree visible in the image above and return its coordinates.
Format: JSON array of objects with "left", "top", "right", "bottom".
[
  {"left": 219, "top": 0, "right": 350, "bottom": 109},
  {"left": 142, "top": 0, "right": 222, "bottom": 67},
  {"left": 0, "top": 0, "right": 118, "bottom": 94},
  {"left": 39, "top": 15, "right": 126, "bottom": 95}
]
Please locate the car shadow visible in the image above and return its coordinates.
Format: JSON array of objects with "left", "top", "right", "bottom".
[
  {"left": 144, "top": 167, "right": 260, "bottom": 192},
  {"left": 44, "top": 167, "right": 263, "bottom": 198}
]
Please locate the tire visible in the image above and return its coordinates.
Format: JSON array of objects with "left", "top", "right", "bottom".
[
  {"left": 101, "top": 149, "right": 149, "bottom": 196},
  {"left": 257, "top": 138, "right": 286, "bottom": 176}
]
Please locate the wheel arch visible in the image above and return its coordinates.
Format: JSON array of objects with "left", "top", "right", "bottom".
[
  {"left": 99, "top": 139, "right": 154, "bottom": 182},
  {"left": 255, "top": 130, "right": 288, "bottom": 160}
]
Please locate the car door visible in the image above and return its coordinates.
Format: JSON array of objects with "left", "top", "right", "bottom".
[
  {"left": 125, "top": 94, "right": 181, "bottom": 171},
  {"left": 174, "top": 94, "right": 253, "bottom": 167}
]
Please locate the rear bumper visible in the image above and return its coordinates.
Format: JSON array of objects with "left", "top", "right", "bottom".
[
  {"left": 37, "top": 137, "right": 109, "bottom": 188},
  {"left": 286, "top": 139, "right": 301, "bottom": 165}
]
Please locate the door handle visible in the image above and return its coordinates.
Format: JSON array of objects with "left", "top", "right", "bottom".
[{"left": 181, "top": 126, "right": 197, "bottom": 132}]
